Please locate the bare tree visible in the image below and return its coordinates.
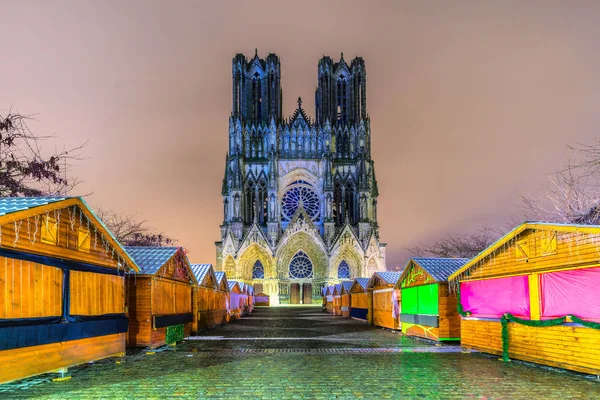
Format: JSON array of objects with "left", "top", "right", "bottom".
[
  {"left": 0, "top": 112, "right": 85, "bottom": 196},
  {"left": 408, "top": 226, "right": 499, "bottom": 258},
  {"left": 96, "top": 208, "right": 176, "bottom": 247},
  {"left": 520, "top": 162, "right": 600, "bottom": 224}
]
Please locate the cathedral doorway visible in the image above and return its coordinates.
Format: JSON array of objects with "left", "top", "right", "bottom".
[{"left": 289, "top": 282, "right": 313, "bottom": 304}]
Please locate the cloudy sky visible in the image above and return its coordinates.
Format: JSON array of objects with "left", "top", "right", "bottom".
[{"left": 3, "top": 0, "right": 600, "bottom": 268}]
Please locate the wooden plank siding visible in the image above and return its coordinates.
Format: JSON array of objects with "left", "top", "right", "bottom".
[
  {"left": 0, "top": 257, "right": 62, "bottom": 319},
  {"left": 372, "top": 289, "right": 399, "bottom": 330},
  {"left": 341, "top": 293, "right": 350, "bottom": 318},
  {"left": 461, "top": 229, "right": 600, "bottom": 280},
  {"left": 70, "top": 270, "right": 124, "bottom": 315},
  {"left": 0, "top": 333, "right": 125, "bottom": 384},
  {"left": 461, "top": 319, "right": 600, "bottom": 375}
]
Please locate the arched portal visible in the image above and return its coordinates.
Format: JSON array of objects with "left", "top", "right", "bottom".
[{"left": 276, "top": 232, "right": 327, "bottom": 305}]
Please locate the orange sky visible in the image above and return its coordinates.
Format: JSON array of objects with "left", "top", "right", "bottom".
[{"left": 2, "top": 1, "right": 600, "bottom": 268}]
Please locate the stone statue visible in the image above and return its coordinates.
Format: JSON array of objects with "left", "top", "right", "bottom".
[
  {"left": 234, "top": 195, "right": 240, "bottom": 219},
  {"left": 326, "top": 196, "right": 332, "bottom": 219},
  {"left": 360, "top": 196, "right": 368, "bottom": 220},
  {"left": 269, "top": 195, "right": 276, "bottom": 220}
]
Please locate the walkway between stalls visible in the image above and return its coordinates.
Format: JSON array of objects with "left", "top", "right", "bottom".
[{"left": 1, "top": 306, "right": 599, "bottom": 399}]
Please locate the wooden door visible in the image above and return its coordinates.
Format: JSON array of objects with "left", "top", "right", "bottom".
[
  {"left": 302, "top": 283, "right": 312, "bottom": 305},
  {"left": 290, "top": 283, "right": 300, "bottom": 304}
]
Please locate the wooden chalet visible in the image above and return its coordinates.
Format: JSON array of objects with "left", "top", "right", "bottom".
[
  {"left": 325, "top": 286, "right": 335, "bottom": 313},
  {"left": 214, "top": 271, "right": 230, "bottom": 325},
  {"left": 332, "top": 284, "right": 343, "bottom": 316},
  {"left": 367, "top": 272, "right": 402, "bottom": 330},
  {"left": 449, "top": 222, "right": 600, "bottom": 375},
  {"left": 255, "top": 292, "right": 270, "bottom": 306},
  {"left": 398, "top": 258, "right": 468, "bottom": 341},
  {"left": 340, "top": 281, "right": 354, "bottom": 318},
  {"left": 228, "top": 280, "right": 243, "bottom": 321},
  {"left": 0, "top": 197, "right": 139, "bottom": 384},
  {"left": 348, "top": 278, "right": 370, "bottom": 321},
  {"left": 125, "top": 246, "right": 196, "bottom": 348},
  {"left": 247, "top": 285, "right": 255, "bottom": 312},
  {"left": 190, "top": 264, "right": 220, "bottom": 334}
]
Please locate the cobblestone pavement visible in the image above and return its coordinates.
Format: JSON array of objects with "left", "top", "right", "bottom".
[{"left": 2, "top": 306, "right": 599, "bottom": 399}]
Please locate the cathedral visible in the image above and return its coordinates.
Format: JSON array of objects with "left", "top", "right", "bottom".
[{"left": 215, "top": 50, "right": 386, "bottom": 305}]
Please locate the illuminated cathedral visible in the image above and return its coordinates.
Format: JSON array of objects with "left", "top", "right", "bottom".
[{"left": 215, "top": 50, "right": 386, "bottom": 304}]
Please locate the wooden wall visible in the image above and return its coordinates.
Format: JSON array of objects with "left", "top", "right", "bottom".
[
  {"left": 0, "top": 333, "right": 125, "bottom": 384},
  {"left": 70, "top": 270, "right": 124, "bottom": 315},
  {"left": 333, "top": 295, "right": 341, "bottom": 316},
  {"left": 341, "top": 294, "right": 350, "bottom": 318},
  {"left": 350, "top": 292, "right": 368, "bottom": 321},
  {"left": 466, "top": 228, "right": 600, "bottom": 279},
  {"left": 461, "top": 319, "right": 600, "bottom": 375},
  {"left": 372, "top": 289, "right": 399, "bottom": 330},
  {"left": 128, "top": 276, "right": 192, "bottom": 348},
  {"left": 0, "top": 257, "right": 62, "bottom": 318}
]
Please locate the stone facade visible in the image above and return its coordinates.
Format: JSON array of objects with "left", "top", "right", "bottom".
[{"left": 215, "top": 50, "right": 386, "bottom": 305}]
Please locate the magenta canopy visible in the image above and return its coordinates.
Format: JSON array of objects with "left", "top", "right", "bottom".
[
  {"left": 461, "top": 275, "right": 530, "bottom": 319},
  {"left": 541, "top": 267, "right": 600, "bottom": 321}
]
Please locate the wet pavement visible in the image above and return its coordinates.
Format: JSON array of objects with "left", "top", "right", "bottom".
[{"left": 1, "top": 306, "right": 599, "bottom": 399}]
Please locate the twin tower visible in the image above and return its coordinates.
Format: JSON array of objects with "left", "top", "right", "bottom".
[
  {"left": 232, "top": 50, "right": 367, "bottom": 125},
  {"left": 217, "top": 50, "right": 385, "bottom": 305}
]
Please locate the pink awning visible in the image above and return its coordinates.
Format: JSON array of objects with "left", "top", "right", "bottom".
[{"left": 541, "top": 267, "right": 600, "bottom": 321}]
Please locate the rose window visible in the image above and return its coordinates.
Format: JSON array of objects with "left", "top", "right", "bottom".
[
  {"left": 281, "top": 181, "right": 320, "bottom": 221},
  {"left": 289, "top": 251, "right": 313, "bottom": 279}
]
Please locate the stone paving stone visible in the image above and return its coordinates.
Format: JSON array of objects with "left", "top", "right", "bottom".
[{"left": 0, "top": 306, "right": 599, "bottom": 399}]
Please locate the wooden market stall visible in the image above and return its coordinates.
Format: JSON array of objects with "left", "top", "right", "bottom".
[
  {"left": 255, "top": 292, "right": 270, "bottom": 306},
  {"left": 190, "top": 264, "right": 219, "bottom": 334},
  {"left": 367, "top": 272, "right": 402, "bottom": 330},
  {"left": 325, "top": 286, "right": 335, "bottom": 314},
  {"left": 228, "top": 281, "right": 243, "bottom": 321},
  {"left": 125, "top": 246, "right": 196, "bottom": 349},
  {"left": 348, "top": 278, "right": 370, "bottom": 322},
  {"left": 448, "top": 222, "right": 600, "bottom": 375},
  {"left": 214, "top": 271, "right": 230, "bottom": 325},
  {"left": 340, "top": 281, "right": 354, "bottom": 318},
  {"left": 398, "top": 258, "right": 468, "bottom": 341},
  {"left": 0, "top": 197, "right": 139, "bottom": 384},
  {"left": 332, "top": 284, "right": 342, "bottom": 316},
  {"left": 247, "top": 285, "right": 255, "bottom": 313}
]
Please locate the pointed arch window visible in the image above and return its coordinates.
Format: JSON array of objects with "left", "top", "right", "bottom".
[
  {"left": 337, "top": 76, "right": 347, "bottom": 124},
  {"left": 289, "top": 251, "right": 313, "bottom": 279},
  {"left": 338, "top": 260, "right": 350, "bottom": 279},
  {"left": 252, "top": 260, "right": 265, "bottom": 279},
  {"left": 252, "top": 73, "right": 262, "bottom": 121}
]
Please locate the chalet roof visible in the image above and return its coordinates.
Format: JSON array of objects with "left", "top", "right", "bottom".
[
  {"left": 0, "top": 196, "right": 67, "bottom": 215},
  {"left": 0, "top": 196, "right": 139, "bottom": 273},
  {"left": 341, "top": 281, "right": 354, "bottom": 293},
  {"left": 124, "top": 246, "right": 181, "bottom": 275},
  {"left": 333, "top": 284, "right": 342, "bottom": 295},
  {"left": 190, "top": 264, "right": 213, "bottom": 284},
  {"left": 409, "top": 258, "right": 469, "bottom": 282},
  {"left": 215, "top": 271, "right": 226, "bottom": 284},
  {"left": 228, "top": 280, "right": 241, "bottom": 292},
  {"left": 448, "top": 221, "right": 600, "bottom": 280},
  {"left": 373, "top": 271, "right": 402, "bottom": 286},
  {"left": 354, "top": 278, "right": 370, "bottom": 290}
]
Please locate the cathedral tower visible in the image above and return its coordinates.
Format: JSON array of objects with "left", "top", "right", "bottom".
[{"left": 216, "top": 51, "right": 386, "bottom": 305}]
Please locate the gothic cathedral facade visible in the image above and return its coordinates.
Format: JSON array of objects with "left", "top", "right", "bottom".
[{"left": 215, "top": 51, "right": 386, "bottom": 305}]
